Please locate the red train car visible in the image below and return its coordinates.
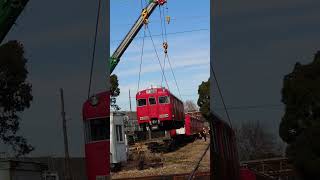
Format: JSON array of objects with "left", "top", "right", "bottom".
[
  {"left": 170, "top": 113, "right": 205, "bottom": 137},
  {"left": 82, "top": 91, "right": 110, "bottom": 180},
  {"left": 136, "top": 86, "right": 184, "bottom": 131},
  {"left": 211, "top": 113, "right": 240, "bottom": 180}
]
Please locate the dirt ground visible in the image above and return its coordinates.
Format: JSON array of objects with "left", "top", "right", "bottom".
[{"left": 111, "top": 138, "right": 210, "bottom": 179}]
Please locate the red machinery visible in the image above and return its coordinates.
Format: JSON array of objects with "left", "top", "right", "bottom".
[
  {"left": 82, "top": 92, "right": 110, "bottom": 180},
  {"left": 136, "top": 86, "right": 184, "bottom": 131},
  {"left": 170, "top": 112, "right": 205, "bottom": 137}
]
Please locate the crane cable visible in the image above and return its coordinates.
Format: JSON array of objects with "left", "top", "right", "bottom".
[
  {"left": 137, "top": 1, "right": 180, "bottom": 98},
  {"left": 137, "top": 0, "right": 149, "bottom": 93},
  {"left": 147, "top": 26, "right": 170, "bottom": 90},
  {"left": 87, "top": 0, "right": 102, "bottom": 99},
  {"left": 159, "top": 4, "right": 183, "bottom": 100},
  {"left": 159, "top": 6, "right": 166, "bottom": 87},
  {"left": 137, "top": 3, "right": 170, "bottom": 91},
  {"left": 137, "top": 26, "right": 147, "bottom": 92},
  {"left": 165, "top": 54, "right": 182, "bottom": 100}
]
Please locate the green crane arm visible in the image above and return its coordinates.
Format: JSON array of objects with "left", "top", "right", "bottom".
[
  {"left": 110, "top": 0, "right": 166, "bottom": 74},
  {"left": 0, "top": 0, "right": 29, "bottom": 44}
]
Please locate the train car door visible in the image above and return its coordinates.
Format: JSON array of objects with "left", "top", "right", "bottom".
[
  {"left": 158, "top": 95, "right": 170, "bottom": 119},
  {"left": 148, "top": 96, "right": 159, "bottom": 129},
  {"left": 110, "top": 112, "right": 127, "bottom": 167}
]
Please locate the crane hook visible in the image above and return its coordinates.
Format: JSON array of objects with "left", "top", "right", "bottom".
[{"left": 163, "top": 42, "right": 168, "bottom": 54}]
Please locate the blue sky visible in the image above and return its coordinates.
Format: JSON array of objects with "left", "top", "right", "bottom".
[{"left": 110, "top": 0, "right": 210, "bottom": 111}]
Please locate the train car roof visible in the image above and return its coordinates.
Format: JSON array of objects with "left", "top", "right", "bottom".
[{"left": 136, "top": 87, "right": 183, "bottom": 103}]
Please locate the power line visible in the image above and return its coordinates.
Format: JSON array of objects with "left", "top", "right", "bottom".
[
  {"left": 112, "top": 15, "right": 209, "bottom": 26},
  {"left": 110, "top": 28, "right": 209, "bottom": 43}
]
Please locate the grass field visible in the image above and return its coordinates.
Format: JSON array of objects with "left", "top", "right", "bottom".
[{"left": 111, "top": 138, "right": 210, "bottom": 179}]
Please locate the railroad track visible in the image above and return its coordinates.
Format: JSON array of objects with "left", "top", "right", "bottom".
[
  {"left": 146, "top": 135, "right": 198, "bottom": 153},
  {"left": 113, "top": 171, "right": 210, "bottom": 180}
]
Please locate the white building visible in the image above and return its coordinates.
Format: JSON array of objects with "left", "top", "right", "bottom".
[{"left": 110, "top": 112, "right": 127, "bottom": 170}]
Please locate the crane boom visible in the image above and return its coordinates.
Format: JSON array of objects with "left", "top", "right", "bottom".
[{"left": 110, "top": 0, "right": 166, "bottom": 74}]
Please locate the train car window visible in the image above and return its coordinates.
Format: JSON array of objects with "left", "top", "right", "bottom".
[
  {"left": 159, "top": 96, "right": 170, "bottom": 104},
  {"left": 137, "top": 99, "right": 147, "bottom": 106},
  {"left": 116, "top": 125, "right": 123, "bottom": 142},
  {"left": 149, "top": 97, "right": 156, "bottom": 105},
  {"left": 85, "top": 117, "right": 110, "bottom": 142}
]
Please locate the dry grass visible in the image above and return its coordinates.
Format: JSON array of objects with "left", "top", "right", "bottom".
[{"left": 111, "top": 139, "right": 210, "bottom": 179}]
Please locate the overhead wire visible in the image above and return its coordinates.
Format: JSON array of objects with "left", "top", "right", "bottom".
[
  {"left": 110, "top": 28, "right": 209, "bottom": 43},
  {"left": 87, "top": 0, "right": 102, "bottom": 99},
  {"left": 112, "top": 15, "right": 209, "bottom": 27}
]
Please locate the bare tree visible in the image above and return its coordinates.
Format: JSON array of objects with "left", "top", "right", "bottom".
[
  {"left": 235, "top": 120, "right": 284, "bottom": 161},
  {"left": 184, "top": 100, "right": 199, "bottom": 112}
]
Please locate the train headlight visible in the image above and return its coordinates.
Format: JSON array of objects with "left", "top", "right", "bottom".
[
  {"left": 140, "top": 116, "right": 149, "bottom": 120},
  {"left": 152, "top": 119, "right": 158, "bottom": 124},
  {"left": 90, "top": 95, "right": 99, "bottom": 106},
  {"left": 159, "top": 114, "right": 169, "bottom": 118}
]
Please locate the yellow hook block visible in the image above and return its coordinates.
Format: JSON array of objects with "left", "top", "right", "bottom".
[
  {"left": 142, "top": 9, "right": 148, "bottom": 19},
  {"left": 166, "top": 16, "right": 170, "bottom": 24},
  {"left": 142, "top": 9, "right": 149, "bottom": 24}
]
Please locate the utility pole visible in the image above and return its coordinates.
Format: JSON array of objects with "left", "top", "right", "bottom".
[
  {"left": 59, "top": 88, "right": 72, "bottom": 180},
  {"left": 129, "top": 89, "right": 132, "bottom": 112}
]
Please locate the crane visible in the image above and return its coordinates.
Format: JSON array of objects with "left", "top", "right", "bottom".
[
  {"left": 0, "top": 0, "right": 29, "bottom": 43},
  {"left": 109, "top": 0, "right": 166, "bottom": 74}
]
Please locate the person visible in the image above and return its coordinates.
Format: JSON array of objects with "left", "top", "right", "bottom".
[{"left": 201, "top": 128, "right": 207, "bottom": 142}]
